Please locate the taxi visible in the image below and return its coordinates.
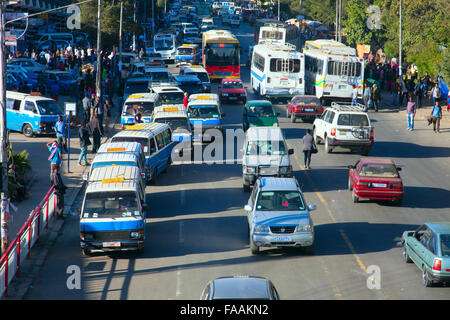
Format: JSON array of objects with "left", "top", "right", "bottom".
[
  {"left": 150, "top": 83, "right": 185, "bottom": 105},
  {"left": 187, "top": 98, "right": 225, "bottom": 141},
  {"left": 174, "top": 74, "right": 204, "bottom": 95},
  {"left": 121, "top": 93, "right": 160, "bottom": 128},
  {"left": 175, "top": 44, "right": 200, "bottom": 66},
  {"left": 188, "top": 93, "right": 219, "bottom": 103},
  {"left": 179, "top": 65, "right": 211, "bottom": 93}
]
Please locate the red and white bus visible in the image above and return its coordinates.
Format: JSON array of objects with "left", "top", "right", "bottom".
[{"left": 202, "top": 29, "right": 240, "bottom": 80}]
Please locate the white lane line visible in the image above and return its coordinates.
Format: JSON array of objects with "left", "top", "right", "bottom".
[
  {"left": 179, "top": 220, "right": 185, "bottom": 243},
  {"left": 176, "top": 267, "right": 182, "bottom": 297}
]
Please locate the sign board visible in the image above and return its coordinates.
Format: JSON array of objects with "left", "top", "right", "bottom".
[
  {"left": 5, "top": 34, "right": 17, "bottom": 46},
  {"left": 65, "top": 102, "right": 77, "bottom": 116}
]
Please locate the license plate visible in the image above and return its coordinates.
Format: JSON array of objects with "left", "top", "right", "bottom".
[
  {"left": 275, "top": 236, "right": 292, "bottom": 242},
  {"left": 229, "top": 97, "right": 237, "bottom": 100},
  {"left": 280, "top": 80, "right": 288, "bottom": 85},
  {"left": 103, "top": 242, "right": 121, "bottom": 248},
  {"left": 305, "top": 108, "right": 314, "bottom": 112},
  {"left": 372, "top": 183, "right": 387, "bottom": 188}
]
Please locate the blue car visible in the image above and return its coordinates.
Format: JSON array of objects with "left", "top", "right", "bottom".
[
  {"left": 174, "top": 74, "right": 204, "bottom": 95},
  {"left": 38, "top": 71, "right": 78, "bottom": 95}
]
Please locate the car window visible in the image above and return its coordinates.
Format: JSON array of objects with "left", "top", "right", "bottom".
[
  {"left": 256, "top": 191, "right": 305, "bottom": 211},
  {"left": 328, "top": 111, "right": 335, "bottom": 124},
  {"left": 358, "top": 163, "right": 399, "bottom": 178},
  {"left": 12, "top": 99, "right": 21, "bottom": 111},
  {"left": 150, "top": 137, "right": 157, "bottom": 154},
  {"left": 337, "top": 114, "right": 369, "bottom": 126},
  {"left": 427, "top": 234, "right": 436, "bottom": 254},
  {"left": 323, "top": 110, "right": 330, "bottom": 122},
  {"left": 440, "top": 234, "right": 450, "bottom": 257},
  {"left": 155, "top": 132, "right": 166, "bottom": 150},
  {"left": 24, "top": 101, "right": 36, "bottom": 113}
]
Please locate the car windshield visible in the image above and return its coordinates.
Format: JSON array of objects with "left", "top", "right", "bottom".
[
  {"left": 36, "top": 100, "right": 63, "bottom": 115},
  {"left": 296, "top": 97, "right": 320, "bottom": 106},
  {"left": 124, "top": 81, "right": 149, "bottom": 94},
  {"left": 83, "top": 191, "right": 140, "bottom": 219},
  {"left": 359, "top": 163, "right": 399, "bottom": 178},
  {"left": 155, "top": 117, "right": 189, "bottom": 131},
  {"left": 247, "top": 105, "right": 275, "bottom": 117},
  {"left": 111, "top": 137, "right": 149, "bottom": 155},
  {"left": 150, "top": 72, "right": 169, "bottom": 81},
  {"left": 441, "top": 234, "right": 450, "bottom": 257},
  {"left": 186, "top": 72, "right": 209, "bottom": 82},
  {"left": 246, "top": 140, "right": 286, "bottom": 156},
  {"left": 223, "top": 81, "right": 243, "bottom": 89},
  {"left": 159, "top": 91, "right": 184, "bottom": 104},
  {"left": 256, "top": 191, "right": 305, "bottom": 211},
  {"left": 337, "top": 114, "right": 369, "bottom": 126},
  {"left": 125, "top": 102, "right": 154, "bottom": 116},
  {"left": 189, "top": 105, "right": 220, "bottom": 118},
  {"left": 155, "top": 39, "right": 174, "bottom": 50},
  {"left": 177, "top": 47, "right": 193, "bottom": 55}
]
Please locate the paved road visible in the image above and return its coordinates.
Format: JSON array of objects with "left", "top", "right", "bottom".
[{"left": 24, "top": 21, "right": 450, "bottom": 300}]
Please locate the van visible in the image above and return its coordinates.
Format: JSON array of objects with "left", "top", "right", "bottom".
[
  {"left": 121, "top": 93, "right": 161, "bottom": 127},
  {"left": 242, "top": 127, "right": 294, "bottom": 192},
  {"left": 188, "top": 93, "right": 219, "bottom": 103},
  {"left": 37, "top": 33, "right": 74, "bottom": 46},
  {"left": 6, "top": 91, "right": 63, "bottom": 137},
  {"left": 187, "top": 99, "right": 225, "bottom": 140},
  {"left": 79, "top": 179, "right": 146, "bottom": 254},
  {"left": 179, "top": 65, "right": 211, "bottom": 93},
  {"left": 111, "top": 123, "right": 175, "bottom": 184}
]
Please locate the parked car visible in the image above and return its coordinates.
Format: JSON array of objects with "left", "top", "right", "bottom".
[
  {"left": 8, "top": 58, "right": 47, "bottom": 73},
  {"left": 219, "top": 78, "right": 247, "bottom": 104},
  {"left": 348, "top": 158, "right": 404, "bottom": 205},
  {"left": 38, "top": 71, "right": 78, "bottom": 95},
  {"left": 201, "top": 275, "right": 280, "bottom": 300},
  {"left": 402, "top": 222, "right": 450, "bottom": 287},
  {"left": 286, "top": 95, "right": 323, "bottom": 123}
]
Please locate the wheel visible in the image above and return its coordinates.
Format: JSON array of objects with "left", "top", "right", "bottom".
[
  {"left": 243, "top": 183, "right": 251, "bottom": 192},
  {"left": 352, "top": 189, "right": 359, "bottom": 203},
  {"left": 290, "top": 113, "right": 296, "bottom": 123},
  {"left": 422, "top": 266, "right": 433, "bottom": 287},
  {"left": 22, "top": 124, "right": 34, "bottom": 137},
  {"left": 402, "top": 242, "right": 412, "bottom": 263},
  {"left": 250, "top": 236, "right": 260, "bottom": 255},
  {"left": 313, "top": 128, "right": 321, "bottom": 144},
  {"left": 361, "top": 147, "right": 371, "bottom": 156},
  {"left": 348, "top": 178, "right": 353, "bottom": 191},
  {"left": 324, "top": 136, "right": 332, "bottom": 153},
  {"left": 150, "top": 169, "right": 158, "bottom": 185},
  {"left": 304, "top": 242, "right": 315, "bottom": 255}
]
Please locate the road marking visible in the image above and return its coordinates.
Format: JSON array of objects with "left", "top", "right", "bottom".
[
  {"left": 176, "top": 267, "right": 182, "bottom": 297},
  {"left": 179, "top": 221, "right": 185, "bottom": 243}
]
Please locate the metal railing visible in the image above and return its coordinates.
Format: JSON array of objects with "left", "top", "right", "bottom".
[{"left": 0, "top": 186, "right": 57, "bottom": 297}]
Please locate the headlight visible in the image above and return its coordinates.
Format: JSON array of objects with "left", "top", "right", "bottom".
[
  {"left": 272, "top": 123, "right": 279, "bottom": 127},
  {"left": 297, "top": 224, "right": 312, "bottom": 232},
  {"left": 223, "top": 93, "right": 229, "bottom": 96},
  {"left": 130, "top": 231, "right": 139, "bottom": 238},
  {"left": 243, "top": 166, "right": 256, "bottom": 173},
  {"left": 254, "top": 224, "right": 269, "bottom": 233}
]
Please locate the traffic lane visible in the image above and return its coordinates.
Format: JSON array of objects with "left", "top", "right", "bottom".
[{"left": 279, "top": 106, "right": 450, "bottom": 298}]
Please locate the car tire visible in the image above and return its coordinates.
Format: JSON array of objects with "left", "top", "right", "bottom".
[
  {"left": 325, "top": 136, "right": 332, "bottom": 153},
  {"left": 348, "top": 178, "right": 353, "bottom": 191},
  {"left": 250, "top": 236, "right": 260, "bottom": 255},
  {"left": 243, "top": 182, "right": 251, "bottom": 192},
  {"left": 422, "top": 266, "right": 433, "bottom": 287},
  {"left": 22, "top": 124, "right": 34, "bottom": 138},
  {"left": 352, "top": 189, "right": 359, "bottom": 203},
  {"left": 402, "top": 242, "right": 412, "bottom": 263}
]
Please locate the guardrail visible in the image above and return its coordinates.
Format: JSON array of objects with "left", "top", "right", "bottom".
[{"left": 0, "top": 186, "right": 57, "bottom": 298}]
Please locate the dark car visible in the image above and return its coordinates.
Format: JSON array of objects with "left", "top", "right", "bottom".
[
  {"left": 200, "top": 276, "right": 280, "bottom": 300},
  {"left": 174, "top": 74, "right": 204, "bottom": 95},
  {"left": 39, "top": 71, "right": 78, "bottom": 95},
  {"left": 286, "top": 95, "right": 323, "bottom": 123}
]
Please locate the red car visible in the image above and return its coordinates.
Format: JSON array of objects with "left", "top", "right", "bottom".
[
  {"left": 348, "top": 158, "right": 404, "bottom": 205},
  {"left": 218, "top": 79, "right": 247, "bottom": 104},
  {"left": 286, "top": 95, "right": 323, "bottom": 123}
]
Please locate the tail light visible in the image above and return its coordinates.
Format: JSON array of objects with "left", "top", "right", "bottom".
[
  {"left": 357, "top": 181, "right": 369, "bottom": 187},
  {"left": 432, "top": 258, "right": 442, "bottom": 272},
  {"left": 390, "top": 183, "right": 402, "bottom": 189},
  {"left": 370, "top": 128, "right": 374, "bottom": 139},
  {"left": 330, "top": 128, "right": 336, "bottom": 137}
]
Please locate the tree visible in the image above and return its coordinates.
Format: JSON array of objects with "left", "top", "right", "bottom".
[{"left": 342, "top": 0, "right": 373, "bottom": 45}]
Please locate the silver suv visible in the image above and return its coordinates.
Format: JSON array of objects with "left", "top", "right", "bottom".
[
  {"left": 244, "top": 177, "right": 316, "bottom": 255},
  {"left": 312, "top": 102, "right": 374, "bottom": 155}
]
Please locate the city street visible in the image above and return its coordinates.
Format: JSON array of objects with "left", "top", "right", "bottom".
[{"left": 22, "top": 21, "right": 450, "bottom": 300}]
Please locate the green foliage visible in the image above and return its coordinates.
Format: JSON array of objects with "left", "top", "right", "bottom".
[
  {"left": 435, "top": 49, "right": 450, "bottom": 82},
  {"left": 8, "top": 150, "right": 32, "bottom": 202},
  {"left": 342, "top": 0, "right": 373, "bottom": 45}
]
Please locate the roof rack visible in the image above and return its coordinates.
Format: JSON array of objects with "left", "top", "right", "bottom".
[{"left": 329, "top": 101, "right": 366, "bottom": 112}]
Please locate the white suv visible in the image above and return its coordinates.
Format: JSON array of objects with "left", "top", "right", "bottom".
[
  {"left": 244, "top": 177, "right": 316, "bottom": 255},
  {"left": 312, "top": 102, "right": 374, "bottom": 155}
]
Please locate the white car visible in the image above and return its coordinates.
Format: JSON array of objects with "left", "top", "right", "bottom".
[
  {"left": 312, "top": 102, "right": 374, "bottom": 155},
  {"left": 244, "top": 177, "right": 316, "bottom": 255},
  {"left": 8, "top": 58, "right": 47, "bottom": 73}
]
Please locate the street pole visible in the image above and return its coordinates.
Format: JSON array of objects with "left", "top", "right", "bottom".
[
  {"left": 277, "top": 0, "right": 280, "bottom": 21},
  {"left": 96, "top": 0, "right": 102, "bottom": 99},
  {"left": 399, "top": 0, "right": 402, "bottom": 77},
  {"left": 151, "top": 0, "right": 154, "bottom": 37},
  {"left": 335, "top": 0, "right": 338, "bottom": 41},
  {"left": 119, "top": 0, "right": 123, "bottom": 72},
  {"left": 133, "top": 0, "right": 136, "bottom": 52},
  {"left": 0, "top": 0, "right": 9, "bottom": 254},
  {"left": 338, "top": 0, "right": 342, "bottom": 42}
]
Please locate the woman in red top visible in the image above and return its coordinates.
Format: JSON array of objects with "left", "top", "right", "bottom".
[{"left": 183, "top": 92, "right": 188, "bottom": 108}]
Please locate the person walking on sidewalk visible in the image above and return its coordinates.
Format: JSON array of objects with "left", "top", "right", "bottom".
[
  {"left": 78, "top": 121, "right": 91, "bottom": 166},
  {"left": 82, "top": 93, "right": 92, "bottom": 122},
  {"left": 302, "top": 129, "right": 315, "bottom": 169},
  {"left": 371, "top": 83, "right": 380, "bottom": 112},
  {"left": 406, "top": 96, "right": 416, "bottom": 131},
  {"left": 430, "top": 82, "right": 441, "bottom": 107},
  {"left": 88, "top": 115, "right": 103, "bottom": 153},
  {"left": 430, "top": 100, "right": 442, "bottom": 133},
  {"left": 104, "top": 98, "right": 112, "bottom": 133},
  {"left": 55, "top": 115, "right": 68, "bottom": 153},
  {"left": 414, "top": 81, "right": 424, "bottom": 109},
  {"left": 50, "top": 165, "right": 67, "bottom": 219},
  {"left": 47, "top": 140, "right": 62, "bottom": 181}
]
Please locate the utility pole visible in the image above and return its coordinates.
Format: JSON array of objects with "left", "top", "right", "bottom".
[
  {"left": 338, "top": 0, "right": 342, "bottom": 42},
  {"left": 96, "top": 0, "right": 102, "bottom": 99},
  {"left": 399, "top": 0, "right": 402, "bottom": 77},
  {"left": 132, "top": 0, "right": 136, "bottom": 52},
  {"left": 277, "top": 0, "right": 280, "bottom": 21},
  {"left": 335, "top": 0, "right": 338, "bottom": 41},
  {"left": 0, "top": 0, "right": 9, "bottom": 254},
  {"left": 119, "top": 0, "right": 123, "bottom": 71}
]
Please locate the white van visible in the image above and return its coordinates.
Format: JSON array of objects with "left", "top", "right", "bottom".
[{"left": 37, "top": 33, "right": 74, "bottom": 46}]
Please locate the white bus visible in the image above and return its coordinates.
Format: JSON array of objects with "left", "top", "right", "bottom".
[
  {"left": 153, "top": 33, "right": 177, "bottom": 62},
  {"left": 258, "top": 23, "right": 299, "bottom": 50},
  {"left": 250, "top": 42, "right": 305, "bottom": 102},
  {"left": 303, "top": 39, "right": 364, "bottom": 105}
]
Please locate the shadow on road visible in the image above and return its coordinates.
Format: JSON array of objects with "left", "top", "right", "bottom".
[{"left": 370, "top": 141, "right": 450, "bottom": 158}]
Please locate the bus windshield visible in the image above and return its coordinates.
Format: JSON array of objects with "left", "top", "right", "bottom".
[
  {"left": 83, "top": 191, "right": 140, "bottom": 219},
  {"left": 154, "top": 117, "right": 189, "bottom": 131},
  {"left": 125, "top": 102, "right": 154, "bottom": 116},
  {"left": 159, "top": 91, "right": 184, "bottom": 104},
  {"left": 155, "top": 38, "right": 174, "bottom": 51},
  {"left": 205, "top": 43, "right": 239, "bottom": 66}
]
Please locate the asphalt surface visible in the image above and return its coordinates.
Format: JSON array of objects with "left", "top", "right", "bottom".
[{"left": 23, "top": 21, "right": 450, "bottom": 300}]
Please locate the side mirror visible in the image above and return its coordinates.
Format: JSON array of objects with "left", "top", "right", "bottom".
[
  {"left": 244, "top": 205, "right": 252, "bottom": 212},
  {"left": 288, "top": 149, "right": 294, "bottom": 155},
  {"left": 308, "top": 204, "right": 317, "bottom": 211}
]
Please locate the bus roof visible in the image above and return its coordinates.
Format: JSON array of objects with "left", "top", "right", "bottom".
[
  {"left": 305, "top": 40, "right": 356, "bottom": 56},
  {"left": 202, "top": 29, "right": 239, "bottom": 44}
]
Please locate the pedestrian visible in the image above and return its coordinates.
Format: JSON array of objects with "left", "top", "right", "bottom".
[
  {"left": 78, "top": 121, "right": 91, "bottom": 166},
  {"left": 406, "top": 95, "right": 416, "bottom": 131},
  {"left": 104, "top": 98, "right": 112, "bottom": 133},
  {"left": 430, "top": 100, "right": 442, "bottom": 133},
  {"left": 54, "top": 115, "right": 68, "bottom": 152},
  {"left": 430, "top": 82, "right": 441, "bottom": 107},
  {"left": 391, "top": 80, "right": 399, "bottom": 106},
  {"left": 183, "top": 92, "right": 189, "bottom": 108},
  {"left": 82, "top": 93, "right": 91, "bottom": 122},
  {"left": 50, "top": 165, "right": 67, "bottom": 219},
  {"left": 47, "top": 140, "right": 62, "bottom": 179},
  {"left": 414, "top": 81, "right": 424, "bottom": 109},
  {"left": 363, "top": 84, "right": 371, "bottom": 111},
  {"left": 88, "top": 115, "right": 103, "bottom": 153},
  {"left": 371, "top": 83, "right": 380, "bottom": 112},
  {"left": 93, "top": 96, "right": 104, "bottom": 134},
  {"left": 351, "top": 85, "right": 358, "bottom": 106},
  {"left": 302, "top": 129, "right": 315, "bottom": 169}
]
